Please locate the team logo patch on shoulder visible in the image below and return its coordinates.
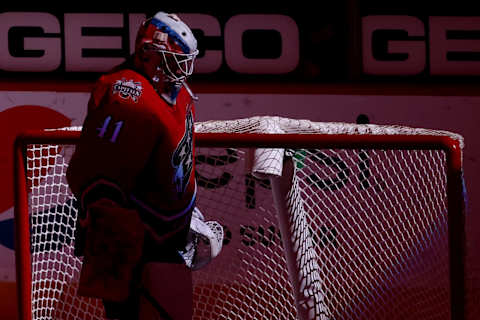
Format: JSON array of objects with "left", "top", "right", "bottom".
[{"left": 112, "top": 78, "right": 143, "bottom": 103}]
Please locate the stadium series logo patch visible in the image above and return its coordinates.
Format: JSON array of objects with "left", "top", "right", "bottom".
[{"left": 112, "top": 78, "right": 143, "bottom": 102}]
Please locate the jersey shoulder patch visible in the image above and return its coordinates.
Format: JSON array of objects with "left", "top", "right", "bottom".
[
  {"left": 112, "top": 78, "right": 143, "bottom": 103},
  {"left": 109, "top": 70, "right": 146, "bottom": 103}
]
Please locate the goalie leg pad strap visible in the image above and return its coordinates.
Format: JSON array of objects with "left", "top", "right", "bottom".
[
  {"left": 77, "top": 198, "right": 145, "bottom": 302},
  {"left": 138, "top": 262, "right": 193, "bottom": 320}
]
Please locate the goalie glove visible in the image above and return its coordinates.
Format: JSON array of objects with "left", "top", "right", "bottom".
[{"left": 179, "top": 207, "right": 224, "bottom": 270}]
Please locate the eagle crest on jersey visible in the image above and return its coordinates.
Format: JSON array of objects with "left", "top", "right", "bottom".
[
  {"left": 172, "top": 107, "right": 194, "bottom": 197},
  {"left": 112, "top": 78, "right": 143, "bottom": 102}
]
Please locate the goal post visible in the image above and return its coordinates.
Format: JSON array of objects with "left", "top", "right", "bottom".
[{"left": 14, "top": 116, "right": 466, "bottom": 320}]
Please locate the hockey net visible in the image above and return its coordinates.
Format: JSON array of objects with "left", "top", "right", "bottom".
[{"left": 14, "top": 116, "right": 467, "bottom": 320}]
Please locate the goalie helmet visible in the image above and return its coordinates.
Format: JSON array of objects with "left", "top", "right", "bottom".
[{"left": 135, "top": 12, "right": 198, "bottom": 86}]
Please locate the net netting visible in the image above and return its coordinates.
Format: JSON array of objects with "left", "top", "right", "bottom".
[{"left": 21, "top": 116, "right": 466, "bottom": 319}]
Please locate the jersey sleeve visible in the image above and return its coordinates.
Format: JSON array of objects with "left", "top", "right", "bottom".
[{"left": 87, "top": 75, "right": 109, "bottom": 112}]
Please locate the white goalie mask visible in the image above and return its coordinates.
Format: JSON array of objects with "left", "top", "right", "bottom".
[{"left": 135, "top": 12, "right": 199, "bottom": 85}]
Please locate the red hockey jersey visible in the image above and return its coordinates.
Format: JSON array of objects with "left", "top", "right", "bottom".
[{"left": 67, "top": 68, "right": 196, "bottom": 216}]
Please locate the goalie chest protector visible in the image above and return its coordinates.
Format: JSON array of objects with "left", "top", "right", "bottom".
[{"left": 67, "top": 68, "right": 196, "bottom": 214}]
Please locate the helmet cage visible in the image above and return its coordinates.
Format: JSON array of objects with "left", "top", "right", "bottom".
[
  {"left": 159, "top": 48, "right": 198, "bottom": 83},
  {"left": 138, "top": 12, "right": 199, "bottom": 85},
  {"left": 143, "top": 43, "right": 198, "bottom": 84}
]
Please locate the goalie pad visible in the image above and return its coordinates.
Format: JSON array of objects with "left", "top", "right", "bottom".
[
  {"left": 178, "top": 207, "right": 224, "bottom": 270},
  {"left": 138, "top": 262, "right": 193, "bottom": 320},
  {"left": 77, "top": 198, "right": 145, "bottom": 302}
]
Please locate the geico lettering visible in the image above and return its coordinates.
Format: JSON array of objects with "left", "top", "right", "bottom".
[
  {"left": 0, "top": 12, "right": 128, "bottom": 72},
  {"left": 0, "top": 12, "right": 300, "bottom": 74},
  {"left": 182, "top": 13, "right": 299, "bottom": 74},
  {"left": 64, "top": 13, "right": 125, "bottom": 72},
  {"left": 223, "top": 14, "right": 299, "bottom": 74},
  {"left": 363, "top": 15, "right": 426, "bottom": 75},
  {"left": 363, "top": 15, "right": 480, "bottom": 75},
  {"left": 429, "top": 16, "right": 480, "bottom": 75},
  {"left": 0, "top": 12, "right": 61, "bottom": 71}
]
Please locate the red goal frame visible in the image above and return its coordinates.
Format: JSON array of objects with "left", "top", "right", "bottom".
[{"left": 14, "top": 129, "right": 466, "bottom": 320}]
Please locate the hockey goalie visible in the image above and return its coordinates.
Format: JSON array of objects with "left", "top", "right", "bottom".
[{"left": 66, "top": 11, "right": 222, "bottom": 320}]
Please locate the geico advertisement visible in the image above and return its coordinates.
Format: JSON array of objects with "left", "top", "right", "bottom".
[
  {"left": 0, "top": 12, "right": 480, "bottom": 78},
  {"left": 0, "top": 12, "right": 299, "bottom": 75},
  {"left": 363, "top": 15, "right": 480, "bottom": 76}
]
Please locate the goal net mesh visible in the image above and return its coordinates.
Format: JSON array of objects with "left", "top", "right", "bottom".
[{"left": 21, "top": 116, "right": 465, "bottom": 320}]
